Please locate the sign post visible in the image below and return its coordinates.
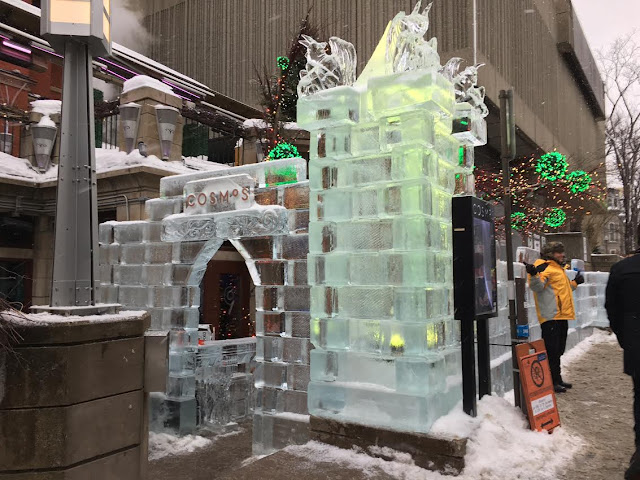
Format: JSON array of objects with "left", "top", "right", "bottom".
[
  {"left": 515, "top": 340, "right": 561, "bottom": 432},
  {"left": 453, "top": 196, "right": 498, "bottom": 416}
]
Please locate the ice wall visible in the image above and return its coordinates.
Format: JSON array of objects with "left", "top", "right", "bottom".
[{"left": 301, "top": 66, "right": 465, "bottom": 433}]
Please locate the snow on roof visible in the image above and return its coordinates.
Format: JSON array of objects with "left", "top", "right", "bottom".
[
  {"left": 0, "top": 149, "right": 229, "bottom": 185},
  {"left": 122, "top": 75, "right": 177, "bottom": 97},
  {"left": 30, "top": 99, "right": 61, "bottom": 116},
  {"left": 243, "top": 118, "right": 300, "bottom": 130},
  {"left": 114, "top": 43, "right": 210, "bottom": 93}
]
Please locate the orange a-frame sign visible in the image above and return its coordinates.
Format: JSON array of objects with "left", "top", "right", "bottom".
[{"left": 515, "top": 339, "right": 561, "bottom": 432}]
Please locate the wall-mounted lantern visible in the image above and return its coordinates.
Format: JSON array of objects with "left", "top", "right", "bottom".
[
  {"left": 155, "top": 105, "right": 179, "bottom": 160},
  {"left": 31, "top": 123, "right": 58, "bottom": 172},
  {"left": 119, "top": 102, "right": 141, "bottom": 154}
]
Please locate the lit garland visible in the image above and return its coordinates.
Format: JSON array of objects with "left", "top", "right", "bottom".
[
  {"left": 276, "top": 56, "right": 290, "bottom": 71},
  {"left": 511, "top": 212, "right": 526, "bottom": 231},
  {"left": 566, "top": 170, "right": 592, "bottom": 193},
  {"left": 535, "top": 151, "right": 568, "bottom": 182},
  {"left": 267, "top": 142, "right": 299, "bottom": 160},
  {"left": 475, "top": 152, "right": 606, "bottom": 236},
  {"left": 544, "top": 208, "right": 567, "bottom": 228}
]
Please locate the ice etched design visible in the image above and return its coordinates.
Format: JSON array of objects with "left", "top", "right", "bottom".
[
  {"left": 452, "top": 63, "right": 489, "bottom": 118},
  {"left": 298, "top": 35, "right": 357, "bottom": 96},
  {"left": 385, "top": 1, "right": 440, "bottom": 73}
]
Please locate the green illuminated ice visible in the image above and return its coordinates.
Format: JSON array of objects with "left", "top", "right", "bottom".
[{"left": 300, "top": 0, "right": 487, "bottom": 434}]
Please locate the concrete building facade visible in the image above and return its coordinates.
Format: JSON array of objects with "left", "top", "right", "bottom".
[{"left": 140, "top": 0, "right": 605, "bottom": 171}]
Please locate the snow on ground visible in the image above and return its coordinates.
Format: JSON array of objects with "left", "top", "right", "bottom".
[
  {"left": 286, "top": 330, "right": 616, "bottom": 480},
  {"left": 149, "top": 429, "right": 244, "bottom": 461},
  {"left": 148, "top": 433, "right": 213, "bottom": 461},
  {"left": 288, "top": 396, "right": 583, "bottom": 480}
]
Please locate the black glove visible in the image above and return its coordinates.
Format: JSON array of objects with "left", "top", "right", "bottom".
[
  {"left": 574, "top": 272, "right": 585, "bottom": 285},
  {"left": 525, "top": 262, "right": 549, "bottom": 276}
]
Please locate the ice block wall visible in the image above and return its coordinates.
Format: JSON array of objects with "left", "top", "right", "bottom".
[{"left": 301, "top": 69, "right": 464, "bottom": 433}]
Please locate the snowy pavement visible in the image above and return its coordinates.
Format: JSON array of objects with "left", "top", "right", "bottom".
[{"left": 149, "top": 330, "right": 626, "bottom": 479}]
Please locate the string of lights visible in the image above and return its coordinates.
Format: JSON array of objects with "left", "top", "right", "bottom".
[{"left": 476, "top": 151, "right": 606, "bottom": 235}]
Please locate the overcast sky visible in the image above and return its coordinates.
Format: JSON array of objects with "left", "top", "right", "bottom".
[{"left": 572, "top": 0, "right": 639, "bottom": 55}]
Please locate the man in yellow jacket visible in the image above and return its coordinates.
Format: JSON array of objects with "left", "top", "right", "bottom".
[{"left": 526, "top": 242, "right": 584, "bottom": 393}]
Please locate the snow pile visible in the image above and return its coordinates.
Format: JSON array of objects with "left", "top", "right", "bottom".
[
  {"left": 287, "top": 396, "right": 583, "bottom": 480},
  {"left": 0, "top": 149, "right": 229, "bottom": 184},
  {"left": 30, "top": 99, "right": 61, "bottom": 116},
  {"left": 148, "top": 428, "right": 244, "bottom": 461},
  {"left": 183, "top": 156, "right": 229, "bottom": 171},
  {"left": 37, "top": 115, "right": 56, "bottom": 128},
  {"left": 0, "top": 152, "right": 57, "bottom": 182},
  {"left": 243, "top": 118, "right": 300, "bottom": 130},
  {"left": 8, "top": 310, "right": 148, "bottom": 326},
  {"left": 122, "top": 75, "right": 177, "bottom": 97},
  {"left": 148, "top": 433, "right": 212, "bottom": 461}
]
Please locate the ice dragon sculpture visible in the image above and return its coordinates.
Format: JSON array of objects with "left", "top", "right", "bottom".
[
  {"left": 297, "top": 35, "right": 357, "bottom": 96},
  {"left": 385, "top": 0, "right": 440, "bottom": 73},
  {"left": 441, "top": 57, "right": 489, "bottom": 118}
]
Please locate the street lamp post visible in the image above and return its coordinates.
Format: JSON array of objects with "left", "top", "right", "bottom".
[{"left": 34, "top": 0, "right": 117, "bottom": 314}]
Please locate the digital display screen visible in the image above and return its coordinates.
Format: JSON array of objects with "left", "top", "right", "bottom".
[{"left": 472, "top": 216, "right": 497, "bottom": 316}]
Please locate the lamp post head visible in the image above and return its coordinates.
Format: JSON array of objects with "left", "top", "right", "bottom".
[{"left": 41, "top": 0, "right": 112, "bottom": 56}]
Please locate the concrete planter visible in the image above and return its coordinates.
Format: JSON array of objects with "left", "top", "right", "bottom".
[{"left": 0, "top": 310, "right": 150, "bottom": 479}]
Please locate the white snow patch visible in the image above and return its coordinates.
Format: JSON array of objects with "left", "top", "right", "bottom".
[
  {"left": 122, "top": 75, "right": 177, "bottom": 97},
  {"left": 37, "top": 115, "right": 56, "bottom": 127},
  {"left": 290, "top": 396, "right": 583, "bottom": 479},
  {"left": 0, "top": 149, "right": 228, "bottom": 184},
  {"left": 243, "top": 118, "right": 300, "bottom": 130},
  {"left": 240, "top": 454, "right": 268, "bottom": 467},
  {"left": 0, "top": 153, "right": 56, "bottom": 182},
  {"left": 148, "top": 427, "right": 244, "bottom": 461},
  {"left": 148, "top": 432, "right": 212, "bottom": 461},
  {"left": 561, "top": 329, "right": 617, "bottom": 368},
  {"left": 30, "top": 99, "right": 61, "bottom": 116},
  {"left": 183, "top": 156, "right": 229, "bottom": 171},
  {"left": 10, "top": 310, "right": 147, "bottom": 325}
]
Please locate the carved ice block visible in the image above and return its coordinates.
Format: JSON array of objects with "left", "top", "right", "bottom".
[
  {"left": 452, "top": 104, "right": 487, "bottom": 147},
  {"left": 183, "top": 174, "right": 255, "bottom": 215},
  {"left": 380, "top": 110, "right": 435, "bottom": 151},
  {"left": 366, "top": 69, "right": 455, "bottom": 119},
  {"left": 297, "top": 86, "right": 361, "bottom": 131},
  {"left": 310, "top": 125, "right": 352, "bottom": 160}
]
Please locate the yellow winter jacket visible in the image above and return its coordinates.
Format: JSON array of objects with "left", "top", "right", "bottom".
[{"left": 528, "top": 259, "right": 578, "bottom": 323}]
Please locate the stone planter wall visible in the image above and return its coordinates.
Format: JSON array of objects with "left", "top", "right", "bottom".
[{"left": 0, "top": 311, "right": 150, "bottom": 479}]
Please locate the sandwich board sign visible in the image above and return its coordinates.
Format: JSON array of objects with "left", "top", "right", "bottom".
[{"left": 515, "top": 339, "right": 561, "bottom": 432}]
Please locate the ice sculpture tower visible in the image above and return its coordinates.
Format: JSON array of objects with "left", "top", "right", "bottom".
[{"left": 299, "top": 1, "right": 487, "bottom": 434}]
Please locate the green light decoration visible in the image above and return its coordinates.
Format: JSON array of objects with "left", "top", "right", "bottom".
[
  {"left": 276, "top": 56, "right": 290, "bottom": 71},
  {"left": 511, "top": 211, "right": 526, "bottom": 231},
  {"left": 566, "top": 170, "right": 592, "bottom": 193},
  {"left": 267, "top": 142, "right": 299, "bottom": 160},
  {"left": 535, "top": 151, "right": 568, "bottom": 182},
  {"left": 544, "top": 208, "right": 567, "bottom": 228}
]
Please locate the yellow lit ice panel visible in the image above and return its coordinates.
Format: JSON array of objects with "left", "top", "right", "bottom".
[
  {"left": 103, "top": 12, "right": 110, "bottom": 41},
  {"left": 50, "top": 0, "right": 90, "bottom": 24}
]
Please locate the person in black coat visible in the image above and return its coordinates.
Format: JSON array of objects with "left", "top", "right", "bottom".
[{"left": 605, "top": 229, "right": 640, "bottom": 480}]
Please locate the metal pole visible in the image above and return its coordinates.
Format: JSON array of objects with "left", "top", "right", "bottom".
[
  {"left": 461, "top": 315, "right": 477, "bottom": 417},
  {"left": 500, "top": 89, "right": 521, "bottom": 408},
  {"left": 477, "top": 317, "right": 491, "bottom": 398},
  {"left": 50, "top": 39, "right": 98, "bottom": 308}
]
